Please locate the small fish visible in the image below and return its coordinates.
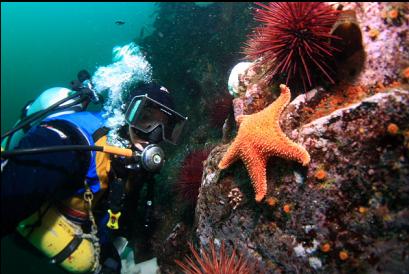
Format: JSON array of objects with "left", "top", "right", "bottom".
[{"left": 115, "top": 20, "right": 125, "bottom": 26}]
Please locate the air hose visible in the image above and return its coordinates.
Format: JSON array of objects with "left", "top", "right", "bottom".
[
  {"left": 1, "top": 145, "right": 134, "bottom": 158},
  {"left": 1, "top": 92, "right": 88, "bottom": 141},
  {"left": 1, "top": 144, "right": 165, "bottom": 172}
]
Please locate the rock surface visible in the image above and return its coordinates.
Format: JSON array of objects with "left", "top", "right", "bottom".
[
  {"left": 195, "top": 88, "right": 409, "bottom": 273},
  {"left": 231, "top": 2, "right": 409, "bottom": 123},
  {"left": 338, "top": 2, "right": 409, "bottom": 87}
]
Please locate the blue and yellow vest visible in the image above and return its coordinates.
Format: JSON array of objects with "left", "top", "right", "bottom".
[
  {"left": 44, "top": 111, "right": 110, "bottom": 194},
  {"left": 17, "top": 111, "right": 112, "bottom": 273}
]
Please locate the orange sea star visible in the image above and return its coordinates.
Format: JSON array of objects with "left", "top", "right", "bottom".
[{"left": 218, "top": 84, "right": 310, "bottom": 202}]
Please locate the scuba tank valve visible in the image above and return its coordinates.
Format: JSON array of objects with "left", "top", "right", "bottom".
[{"left": 81, "top": 80, "right": 101, "bottom": 104}]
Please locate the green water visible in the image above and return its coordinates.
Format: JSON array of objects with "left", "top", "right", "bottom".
[{"left": 1, "top": 2, "right": 157, "bottom": 134}]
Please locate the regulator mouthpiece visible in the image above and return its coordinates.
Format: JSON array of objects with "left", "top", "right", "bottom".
[{"left": 140, "top": 144, "right": 164, "bottom": 172}]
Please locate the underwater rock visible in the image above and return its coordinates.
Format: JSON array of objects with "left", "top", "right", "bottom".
[
  {"left": 338, "top": 2, "right": 409, "bottom": 86},
  {"left": 155, "top": 222, "right": 192, "bottom": 274},
  {"left": 230, "top": 61, "right": 276, "bottom": 124},
  {"left": 140, "top": 2, "right": 255, "bottom": 142},
  {"left": 195, "top": 88, "right": 409, "bottom": 273},
  {"left": 139, "top": 3, "right": 409, "bottom": 273},
  {"left": 232, "top": 2, "right": 408, "bottom": 124}
]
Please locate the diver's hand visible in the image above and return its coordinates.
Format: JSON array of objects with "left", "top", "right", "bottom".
[{"left": 111, "top": 155, "right": 130, "bottom": 179}]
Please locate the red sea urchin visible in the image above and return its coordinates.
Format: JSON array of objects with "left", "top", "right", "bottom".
[
  {"left": 244, "top": 2, "right": 340, "bottom": 91},
  {"left": 176, "top": 148, "right": 212, "bottom": 205},
  {"left": 175, "top": 241, "right": 251, "bottom": 274}
]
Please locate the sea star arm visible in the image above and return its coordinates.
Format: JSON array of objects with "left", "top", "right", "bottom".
[
  {"left": 268, "top": 84, "right": 291, "bottom": 121},
  {"left": 218, "top": 140, "right": 240, "bottom": 169},
  {"left": 244, "top": 154, "right": 267, "bottom": 202}
]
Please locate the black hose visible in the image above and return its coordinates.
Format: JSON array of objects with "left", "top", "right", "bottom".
[
  {"left": 1, "top": 92, "right": 88, "bottom": 141},
  {"left": 4, "top": 96, "right": 89, "bottom": 151},
  {"left": 1, "top": 145, "right": 104, "bottom": 158}
]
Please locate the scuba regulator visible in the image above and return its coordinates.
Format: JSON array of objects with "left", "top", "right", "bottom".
[{"left": 114, "top": 144, "right": 165, "bottom": 174}]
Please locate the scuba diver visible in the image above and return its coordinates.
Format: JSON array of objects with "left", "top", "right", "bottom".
[{"left": 1, "top": 71, "right": 187, "bottom": 274}]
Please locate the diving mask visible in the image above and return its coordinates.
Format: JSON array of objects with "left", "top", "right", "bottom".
[{"left": 125, "top": 94, "right": 187, "bottom": 145}]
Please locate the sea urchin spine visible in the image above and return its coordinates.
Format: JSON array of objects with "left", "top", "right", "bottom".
[
  {"left": 176, "top": 148, "right": 212, "bottom": 205},
  {"left": 245, "top": 2, "right": 340, "bottom": 91},
  {"left": 175, "top": 241, "right": 251, "bottom": 274}
]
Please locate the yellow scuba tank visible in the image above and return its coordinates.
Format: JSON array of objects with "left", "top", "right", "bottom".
[{"left": 17, "top": 204, "right": 97, "bottom": 273}]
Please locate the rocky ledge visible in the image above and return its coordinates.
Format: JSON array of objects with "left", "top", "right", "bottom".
[{"left": 194, "top": 88, "right": 409, "bottom": 273}]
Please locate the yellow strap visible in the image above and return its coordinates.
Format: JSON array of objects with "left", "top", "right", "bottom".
[{"left": 106, "top": 209, "right": 121, "bottom": 230}]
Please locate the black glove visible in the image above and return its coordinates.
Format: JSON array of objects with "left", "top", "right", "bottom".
[
  {"left": 111, "top": 153, "right": 142, "bottom": 179},
  {"left": 111, "top": 156, "right": 130, "bottom": 179}
]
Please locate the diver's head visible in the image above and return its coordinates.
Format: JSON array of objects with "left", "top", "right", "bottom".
[{"left": 124, "top": 83, "right": 187, "bottom": 149}]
